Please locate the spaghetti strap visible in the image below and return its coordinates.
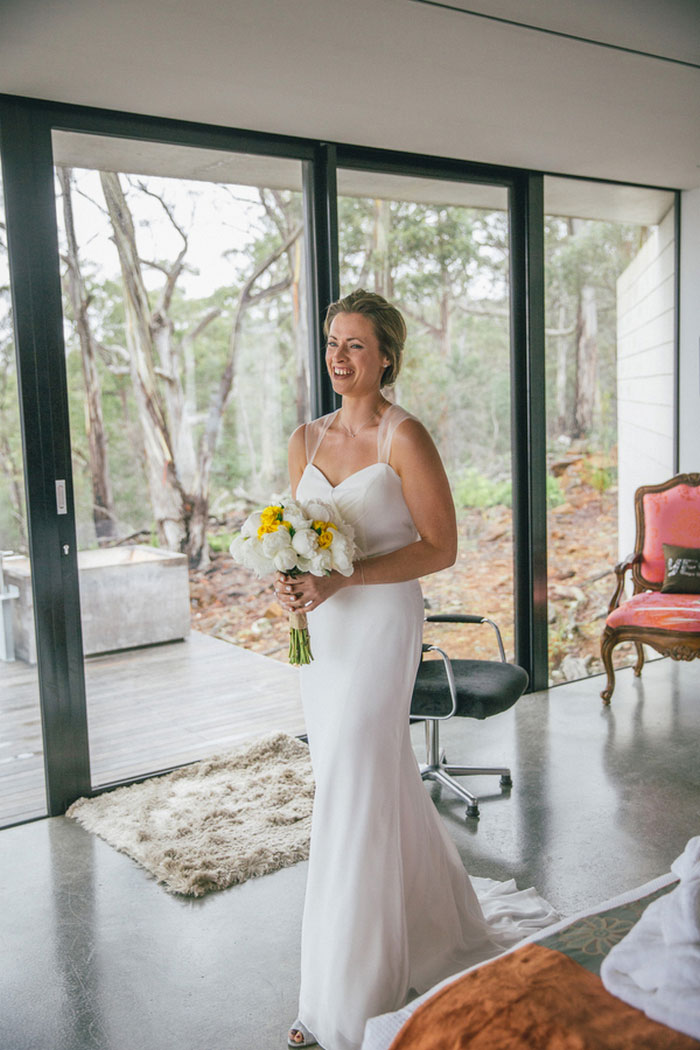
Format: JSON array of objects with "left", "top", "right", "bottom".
[
  {"left": 305, "top": 404, "right": 414, "bottom": 471},
  {"left": 377, "top": 403, "right": 415, "bottom": 464},
  {"left": 305, "top": 411, "right": 338, "bottom": 466}
]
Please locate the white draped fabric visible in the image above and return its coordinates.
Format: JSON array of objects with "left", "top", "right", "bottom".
[{"left": 601, "top": 836, "right": 700, "bottom": 1041}]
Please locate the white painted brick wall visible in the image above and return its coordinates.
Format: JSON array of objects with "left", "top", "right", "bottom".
[
  {"left": 616, "top": 207, "right": 676, "bottom": 561},
  {"left": 679, "top": 188, "right": 700, "bottom": 474}
]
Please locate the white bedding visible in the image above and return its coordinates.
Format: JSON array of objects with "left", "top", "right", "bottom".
[
  {"left": 601, "top": 837, "right": 700, "bottom": 1041},
  {"left": 360, "top": 870, "right": 678, "bottom": 1050}
]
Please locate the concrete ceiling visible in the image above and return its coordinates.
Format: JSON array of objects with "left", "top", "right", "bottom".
[
  {"left": 51, "top": 131, "right": 676, "bottom": 225},
  {"left": 1, "top": 0, "right": 699, "bottom": 190}
]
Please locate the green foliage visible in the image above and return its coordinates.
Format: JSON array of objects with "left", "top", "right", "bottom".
[
  {"left": 581, "top": 461, "right": 617, "bottom": 494},
  {"left": 454, "top": 469, "right": 511, "bottom": 509},
  {"left": 207, "top": 531, "right": 235, "bottom": 553},
  {"left": 454, "top": 470, "right": 564, "bottom": 510},
  {"left": 547, "top": 475, "right": 566, "bottom": 508}
]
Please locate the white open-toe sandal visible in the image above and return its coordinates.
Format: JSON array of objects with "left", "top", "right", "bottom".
[{"left": 287, "top": 1018, "right": 318, "bottom": 1047}]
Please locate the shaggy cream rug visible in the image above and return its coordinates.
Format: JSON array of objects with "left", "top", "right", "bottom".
[{"left": 66, "top": 732, "right": 314, "bottom": 897}]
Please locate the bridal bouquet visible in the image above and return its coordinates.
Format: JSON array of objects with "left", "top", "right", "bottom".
[{"left": 229, "top": 494, "right": 356, "bottom": 665}]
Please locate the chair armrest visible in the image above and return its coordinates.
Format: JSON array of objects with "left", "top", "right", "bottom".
[
  {"left": 425, "top": 614, "right": 506, "bottom": 662},
  {"left": 426, "top": 614, "right": 485, "bottom": 624},
  {"left": 608, "top": 552, "right": 642, "bottom": 613},
  {"left": 422, "top": 644, "right": 458, "bottom": 718}
]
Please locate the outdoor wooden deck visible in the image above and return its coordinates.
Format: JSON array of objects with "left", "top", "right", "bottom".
[{"left": 0, "top": 631, "right": 305, "bottom": 828}]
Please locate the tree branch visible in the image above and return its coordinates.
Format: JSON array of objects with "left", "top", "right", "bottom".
[
  {"left": 133, "top": 180, "right": 189, "bottom": 313},
  {"left": 183, "top": 307, "right": 221, "bottom": 344},
  {"left": 454, "top": 300, "right": 510, "bottom": 320},
  {"left": 195, "top": 222, "right": 302, "bottom": 501},
  {"left": 399, "top": 301, "right": 442, "bottom": 339}
]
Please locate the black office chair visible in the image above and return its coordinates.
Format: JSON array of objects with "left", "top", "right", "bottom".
[{"left": 410, "top": 614, "right": 528, "bottom": 819}]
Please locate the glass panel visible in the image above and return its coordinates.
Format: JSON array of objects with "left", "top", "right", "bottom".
[
  {"left": 0, "top": 166, "right": 47, "bottom": 826},
  {"left": 544, "top": 178, "right": 676, "bottom": 684},
  {"left": 52, "top": 132, "right": 308, "bottom": 788},
  {"left": 337, "top": 170, "right": 513, "bottom": 660}
]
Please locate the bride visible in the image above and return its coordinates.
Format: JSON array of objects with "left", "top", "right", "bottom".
[{"left": 275, "top": 290, "right": 552, "bottom": 1050}]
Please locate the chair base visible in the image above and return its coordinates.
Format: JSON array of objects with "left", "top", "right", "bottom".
[
  {"left": 419, "top": 763, "right": 512, "bottom": 818},
  {"left": 416, "top": 710, "right": 513, "bottom": 819}
]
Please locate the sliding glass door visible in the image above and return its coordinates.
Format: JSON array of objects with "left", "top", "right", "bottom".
[
  {"left": 0, "top": 171, "right": 46, "bottom": 827},
  {"left": 336, "top": 168, "right": 515, "bottom": 659},
  {"left": 543, "top": 178, "right": 677, "bottom": 685},
  {"left": 51, "top": 131, "right": 310, "bottom": 788}
]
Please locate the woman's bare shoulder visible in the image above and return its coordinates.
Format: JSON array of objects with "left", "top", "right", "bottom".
[
  {"left": 289, "top": 423, "right": 306, "bottom": 450},
  {"left": 390, "top": 411, "right": 436, "bottom": 455}
]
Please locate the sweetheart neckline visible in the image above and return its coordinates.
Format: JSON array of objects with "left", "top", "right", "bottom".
[{"left": 303, "top": 461, "right": 399, "bottom": 491}]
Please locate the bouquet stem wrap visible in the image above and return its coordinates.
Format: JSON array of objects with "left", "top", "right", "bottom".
[{"left": 288, "top": 609, "right": 313, "bottom": 666}]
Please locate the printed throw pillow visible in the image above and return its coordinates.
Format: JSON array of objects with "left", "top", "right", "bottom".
[{"left": 661, "top": 543, "right": 700, "bottom": 594}]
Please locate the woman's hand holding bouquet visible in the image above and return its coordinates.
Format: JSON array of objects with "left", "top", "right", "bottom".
[{"left": 229, "top": 495, "right": 356, "bottom": 665}]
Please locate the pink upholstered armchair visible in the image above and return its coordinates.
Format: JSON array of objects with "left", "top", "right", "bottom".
[{"left": 600, "top": 473, "right": 700, "bottom": 703}]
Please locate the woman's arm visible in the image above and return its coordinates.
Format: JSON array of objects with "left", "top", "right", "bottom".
[
  {"left": 365, "top": 417, "right": 457, "bottom": 580},
  {"left": 276, "top": 418, "right": 457, "bottom": 613}
]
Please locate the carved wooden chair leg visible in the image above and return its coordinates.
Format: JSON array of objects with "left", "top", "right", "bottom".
[
  {"left": 634, "top": 642, "right": 645, "bottom": 677},
  {"left": 600, "top": 628, "right": 616, "bottom": 704}
]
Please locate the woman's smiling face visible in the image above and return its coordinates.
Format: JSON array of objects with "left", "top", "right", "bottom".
[{"left": 325, "top": 312, "right": 390, "bottom": 397}]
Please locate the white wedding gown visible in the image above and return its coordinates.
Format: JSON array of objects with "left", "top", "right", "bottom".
[{"left": 295, "top": 404, "right": 555, "bottom": 1050}]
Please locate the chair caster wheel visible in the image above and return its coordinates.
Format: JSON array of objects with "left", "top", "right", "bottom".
[
  {"left": 500, "top": 774, "right": 513, "bottom": 789},
  {"left": 466, "top": 804, "right": 480, "bottom": 819}
]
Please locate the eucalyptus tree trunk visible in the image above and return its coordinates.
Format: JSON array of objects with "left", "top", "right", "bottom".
[
  {"left": 58, "top": 166, "right": 117, "bottom": 543},
  {"left": 100, "top": 172, "right": 301, "bottom": 567},
  {"left": 290, "top": 237, "right": 309, "bottom": 426},
  {"left": 259, "top": 304, "right": 282, "bottom": 493},
  {"left": 573, "top": 283, "right": 599, "bottom": 439},
  {"left": 99, "top": 170, "right": 187, "bottom": 553},
  {"left": 555, "top": 302, "right": 570, "bottom": 436},
  {"left": 372, "top": 198, "right": 392, "bottom": 298}
]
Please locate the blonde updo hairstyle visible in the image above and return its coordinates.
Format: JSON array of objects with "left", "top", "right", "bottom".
[{"left": 324, "top": 289, "right": 406, "bottom": 388}]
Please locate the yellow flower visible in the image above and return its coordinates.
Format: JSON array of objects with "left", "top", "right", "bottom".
[
  {"left": 260, "top": 505, "right": 283, "bottom": 528},
  {"left": 257, "top": 504, "right": 293, "bottom": 540},
  {"left": 312, "top": 519, "right": 337, "bottom": 549},
  {"left": 312, "top": 518, "right": 337, "bottom": 532}
]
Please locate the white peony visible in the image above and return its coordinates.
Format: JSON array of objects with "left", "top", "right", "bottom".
[
  {"left": 261, "top": 528, "right": 294, "bottom": 557},
  {"left": 330, "top": 537, "right": 354, "bottom": 575},
  {"left": 273, "top": 547, "right": 299, "bottom": 572},
  {"left": 308, "top": 549, "right": 333, "bottom": 576},
  {"left": 229, "top": 533, "right": 247, "bottom": 560},
  {"left": 241, "top": 512, "right": 262, "bottom": 538},
  {"left": 288, "top": 510, "right": 309, "bottom": 532},
  {"left": 229, "top": 533, "right": 272, "bottom": 577},
  {"left": 303, "top": 498, "right": 336, "bottom": 523},
  {"left": 286, "top": 507, "right": 310, "bottom": 532},
  {"left": 292, "top": 527, "right": 320, "bottom": 558}
]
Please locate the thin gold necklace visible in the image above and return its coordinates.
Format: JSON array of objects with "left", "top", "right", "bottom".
[{"left": 338, "top": 403, "right": 383, "bottom": 438}]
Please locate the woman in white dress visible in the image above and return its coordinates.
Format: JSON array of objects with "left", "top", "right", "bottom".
[{"left": 275, "top": 291, "right": 552, "bottom": 1050}]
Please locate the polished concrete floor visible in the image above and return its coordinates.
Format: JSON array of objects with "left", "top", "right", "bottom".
[{"left": 1, "top": 658, "right": 699, "bottom": 1050}]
